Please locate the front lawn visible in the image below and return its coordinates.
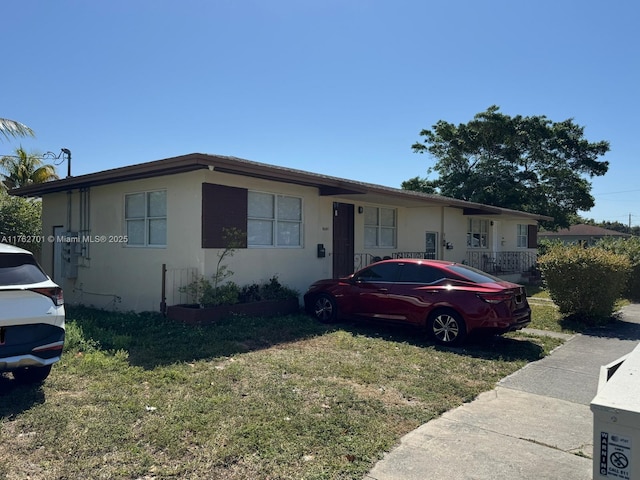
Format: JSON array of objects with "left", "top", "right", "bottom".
[
  {"left": 528, "top": 301, "right": 588, "bottom": 334},
  {"left": 0, "top": 306, "right": 562, "bottom": 480}
]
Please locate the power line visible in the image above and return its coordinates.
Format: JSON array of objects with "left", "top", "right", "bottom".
[{"left": 593, "top": 188, "right": 640, "bottom": 196}]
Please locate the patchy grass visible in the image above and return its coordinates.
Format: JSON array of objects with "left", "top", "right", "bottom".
[
  {"left": 0, "top": 306, "right": 562, "bottom": 480},
  {"left": 528, "top": 303, "right": 588, "bottom": 334}
]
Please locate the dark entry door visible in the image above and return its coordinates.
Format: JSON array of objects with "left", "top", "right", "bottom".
[{"left": 332, "top": 202, "right": 354, "bottom": 278}]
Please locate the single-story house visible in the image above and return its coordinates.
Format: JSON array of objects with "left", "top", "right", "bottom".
[
  {"left": 12, "top": 153, "right": 551, "bottom": 312},
  {"left": 538, "top": 224, "right": 631, "bottom": 246}
]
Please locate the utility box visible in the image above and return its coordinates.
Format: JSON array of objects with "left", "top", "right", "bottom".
[
  {"left": 61, "top": 231, "right": 80, "bottom": 279},
  {"left": 591, "top": 344, "right": 640, "bottom": 480}
]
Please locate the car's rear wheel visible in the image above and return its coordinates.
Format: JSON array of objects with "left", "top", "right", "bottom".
[
  {"left": 12, "top": 365, "right": 52, "bottom": 384},
  {"left": 428, "top": 310, "right": 466, "bottom": 346},
  {"left": 313, "top": 294, "right": 338, "bottom": 323}
]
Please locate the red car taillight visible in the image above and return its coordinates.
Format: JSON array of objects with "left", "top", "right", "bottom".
[
  {"left": 477, "top": 292, "right": 512, "bottom": 304},
  {"left": 30, "top": 287, "right": 64, "bottom": 306}
]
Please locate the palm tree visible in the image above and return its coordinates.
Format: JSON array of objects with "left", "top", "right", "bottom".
[
  {"left": 0, "top": 146, "right": 59, "bottom": 190},
  {"left": 0, "top": 117, "right": 35, "bottom": 142}
]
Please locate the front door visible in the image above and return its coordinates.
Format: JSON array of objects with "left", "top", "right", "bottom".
[
  {"left": 425, "top": 231, "right": 438, "bottom": 259},
  {"left": 332, "top": 202, "right": 354, "bottom": 278}
]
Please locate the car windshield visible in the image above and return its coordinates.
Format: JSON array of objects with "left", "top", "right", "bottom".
[
  {"left": 448, "top": 264, "right": 502, "bottom": 284},
  {"left": 0, "top": 253, "right": 49, "bottom": 286}
]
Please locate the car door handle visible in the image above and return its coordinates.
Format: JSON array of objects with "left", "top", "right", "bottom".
[{"left": 377, "top": 288, "right": 389, "bottom": 292}]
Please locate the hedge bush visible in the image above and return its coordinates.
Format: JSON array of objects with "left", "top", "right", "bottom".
[
  {"left": 596, "top": 237, "right": 640, "bottom": 300},
  {"left": 538, "top": 245, "right": 630, "bottom": 324}
]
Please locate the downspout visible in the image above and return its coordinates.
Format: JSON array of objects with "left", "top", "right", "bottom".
[{"left": 66, "top": 190, "right": 72, "bottom": 232}]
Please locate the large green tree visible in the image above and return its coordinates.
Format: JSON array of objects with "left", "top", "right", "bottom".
[
  {"left": 1, "top": 146, "right": 59, "bottom": 190},
  {"left": 0, "top": 190, "right": 42, "bottom": 254},
  {"left": 0, "top": 117, "right": 34, "bottom": 141},
  {"left": 405, "top": 106, "right": 610, "bottom": 229}
]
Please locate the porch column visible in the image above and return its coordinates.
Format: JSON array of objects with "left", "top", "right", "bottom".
[{"left": 492, "top": 220, "right": 500, "bottom": 252}]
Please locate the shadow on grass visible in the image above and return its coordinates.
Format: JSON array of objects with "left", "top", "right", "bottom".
[
  {"left": 0, "top": 375, "right": 46, "bottom": 418},
  {"left": 66, "top": 306, "right": 334, "bottom": 369},
  {"left": 66, "top": 305, "right": 548, "bottom": 369},
  {"left": 337, "top": 319, "right": 548, "bottom": 363},
  {"left": 555, "top": 304, "right": 640, "bottom": 341}
]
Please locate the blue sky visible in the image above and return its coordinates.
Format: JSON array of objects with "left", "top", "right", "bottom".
[{"left": 3, "top": 0, "right": 638, "bottom": 224}]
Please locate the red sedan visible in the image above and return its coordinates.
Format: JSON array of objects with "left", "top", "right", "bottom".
[{"left": 303, "top": 259, "right": 531, "bottom": 346}]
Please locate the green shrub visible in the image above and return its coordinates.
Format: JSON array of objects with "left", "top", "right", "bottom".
[
  {"left": 249, "top": 275, "right": 299, "bottom": 301},
  {"left": 538, "top": 245, "right": 630, "bottom": 324},
  {"left": 537, "top": 237, "right": 565, "bottom": 257},
  {"left": 64, "top": 320, "right": 100, "bottom": 354},
  {"left": 182, "top": 276, "right": 298, "bottom": 307},
  {"left": 200, "top": 280, "right": 240, "bottom": 307},
  {"left": 597, "top": 237, "right": 640, "bottom": 300}
]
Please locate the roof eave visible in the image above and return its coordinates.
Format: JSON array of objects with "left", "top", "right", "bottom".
[{"left": 9, "top": 152, "right": 552, "bottom": 222}]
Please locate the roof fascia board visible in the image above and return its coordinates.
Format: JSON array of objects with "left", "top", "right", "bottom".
[{"left": 9, "top": 152, "right": 552, "bottom": 221}]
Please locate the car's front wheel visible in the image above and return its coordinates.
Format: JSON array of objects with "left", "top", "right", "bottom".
[
  {"left": 428, "top": 310, "right": 466, "bottom": 346},
  {"left": 312, "top": 294, "right": 338, "bottom": 323},
  {"left": 12, "top": 365, "right": 53, "bottom": 384}
]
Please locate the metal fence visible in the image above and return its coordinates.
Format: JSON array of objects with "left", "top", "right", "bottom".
[
  {"left": 465, "top": 251, "right": 537, "bottom": 274},
  {"left": 353, "top": 252, "right": 437, "bottom": 272},
  {"left": 161, "top": 265, "right": 199, "bottom": 313}
]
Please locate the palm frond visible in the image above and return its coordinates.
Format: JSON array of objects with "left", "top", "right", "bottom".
[{"left": 0, "top": 118, "right": 35, "bottom": 141}]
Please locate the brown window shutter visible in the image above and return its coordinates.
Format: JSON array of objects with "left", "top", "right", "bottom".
[
  {"left": 201, "top": 183, "right": 248, "bottom": 248},
  {"left": 527, "top": 224, "right": 538, "bottom": 249}
]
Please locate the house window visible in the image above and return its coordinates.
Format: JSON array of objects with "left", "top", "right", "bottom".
[
  {"left": 517, "top": 224, "right": 529, "bottom": 248},
  {"left": 364, "top": 206, "right": 396, "bottom": 248},
  {"left": 520, "top": 224, "right": 538, "bottom": 249},
  {"left": 125, "top": 190, "right": 166, "bottom": 246},
  {"left": 467, "top": 219, "right": 488, "bottom": 249},
  {"left": 247, "top": 191, "right": 302, "bottom": 247}
]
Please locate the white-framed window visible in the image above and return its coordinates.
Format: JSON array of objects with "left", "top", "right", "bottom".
[
  {"left": 247, "top": 191, "right": 302, "bottom": 247},
  {"left": 517, "top": 224, "right": 529, "bottom": 248},
  {"left": 467, "top": 219, "right": 488, "bottom": 249},
  {"left": 125, "top": 190, "right": 167, "bottom": 247},
  {"left": 364, "top": 206, "right": 396, "bottom": 248}
]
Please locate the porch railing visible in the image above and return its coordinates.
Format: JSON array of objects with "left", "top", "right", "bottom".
[
  {"left": 353, "top": 252, "right": 437, "bottom": 272},
  {"left": 465, "top": 251, "right": 537, "bottom": 274},
  {"left": 393, "top": 252, "right": 438, "bottom": 260},
  {"left": 353, "top": 251, "right": 537, "bottom": 276},
  {"left": 353, "top": 253, "right": 380, "bottom": 271}
]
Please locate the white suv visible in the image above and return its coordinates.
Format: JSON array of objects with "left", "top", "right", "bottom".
[{"left": 0, "top": 243, "right": 65, "bottom": 383}]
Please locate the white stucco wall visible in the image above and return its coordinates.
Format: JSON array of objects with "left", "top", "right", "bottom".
[
  {"left": 41, "top": 171, "right": 205, "bottom": 311},
  {"left": 38, "top": 168, "right": 540, "bottom": 312},
  {"left": 41, "top": 169, "right": 343, "bottom": 311},
  {"left": 200, "top": 170, "right": 332, "bottom": 300}
]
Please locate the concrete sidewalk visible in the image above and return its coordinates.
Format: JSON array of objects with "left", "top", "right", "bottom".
[{"left": 365, "top": 305, "right": 640, "bottom": 480}]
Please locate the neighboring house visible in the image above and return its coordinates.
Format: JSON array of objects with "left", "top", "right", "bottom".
[
  {"left": 538, "top": 224, "right": 631, "bottom": 246},
  {"left": 11, "top": 153, "right": 551, "bottom": 312}
]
